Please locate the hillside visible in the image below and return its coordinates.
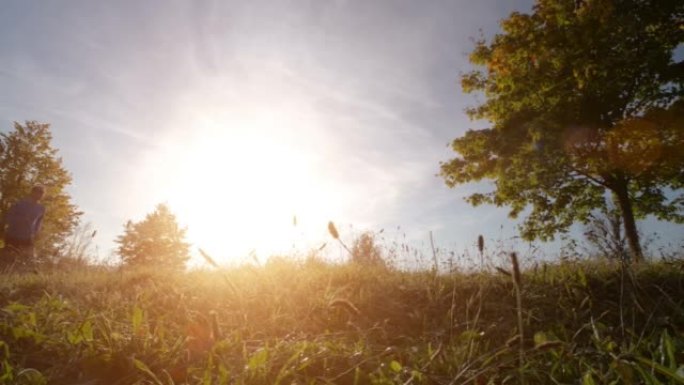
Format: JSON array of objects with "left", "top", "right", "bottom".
[{"left": 0, "top": 258, "right": 682, "bottom": 384}]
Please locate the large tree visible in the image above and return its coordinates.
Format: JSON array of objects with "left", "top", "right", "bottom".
[
  {"left": 441, "top": 0, "right": 684, "bottom": 262},
  {"left": 0, "top": 121, "right": 82, "bottom": 259},
  {"left": 116, "top": 204, "right": 190, "bottom": 269}
]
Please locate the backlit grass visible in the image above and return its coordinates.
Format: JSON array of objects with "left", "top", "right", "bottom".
[{"left": 0, "top": 256, "right": 682, "bottom": 384}]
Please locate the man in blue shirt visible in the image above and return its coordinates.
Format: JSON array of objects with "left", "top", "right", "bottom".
[{"left": 1, "top": 186, "right": 46, "bottom": 265}]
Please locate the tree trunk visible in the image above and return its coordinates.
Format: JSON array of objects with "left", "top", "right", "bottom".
[{"left": 613, "top": 181, "right": 643, "bottom": 263}]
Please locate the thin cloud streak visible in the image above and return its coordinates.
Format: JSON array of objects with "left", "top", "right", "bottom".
[
  {"left": 0, "top": 0, "right": 547, "bottom": 260},
  {"left": 1, "top": 0, "right": 680, "bottom": 262}
]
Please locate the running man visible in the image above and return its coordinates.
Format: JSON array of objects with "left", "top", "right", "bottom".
[{"left": 1, "top": 186, "right": 46, "bottom": 269}]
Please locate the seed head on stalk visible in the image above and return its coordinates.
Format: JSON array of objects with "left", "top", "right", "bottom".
[
  {"left": 328, "top": 221, "right": 353, "bottom": 256},
  {"left": 328, "top": 221, "right": 340, "bottom": 239},
  {"left": 477, "top": 235, "right": 485, "bottom": 270},
  {"left": 510, "top": 252, "right": 522, "bottom": 289}
]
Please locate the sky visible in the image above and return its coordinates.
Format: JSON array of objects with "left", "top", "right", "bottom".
[{"left": 1, "top": 0, "right": 682, "bottom": 267}]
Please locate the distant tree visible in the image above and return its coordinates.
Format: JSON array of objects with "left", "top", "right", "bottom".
[
  {"left": 351, "top": 232, "right": 385, "bottom": 267},
  {"left": 0, "top": 121, "right": 82, "bottom": 259},
  {"left": 441, "top": 0, "right": 684, "bottom": 262},
  {"left": 116, "top": 204, "right": 190, "bottom": 269}
]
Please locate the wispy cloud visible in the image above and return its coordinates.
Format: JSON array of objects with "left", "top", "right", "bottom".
[{"left": 4, "top": 0, "right": 677, "bottom": 261}]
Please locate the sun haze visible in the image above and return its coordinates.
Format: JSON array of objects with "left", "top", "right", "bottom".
[
  {"left": 1, "top": 1, "right": 682, "bottom": 263},
  {"left": 147, "top": 87, "right": 353, "bottom": 261}
]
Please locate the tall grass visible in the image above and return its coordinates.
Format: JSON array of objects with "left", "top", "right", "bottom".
[{"left": 0, "top": 256, "right": 681, "bottom": 384}]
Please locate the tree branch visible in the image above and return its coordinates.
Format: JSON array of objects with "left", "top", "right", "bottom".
[{"left": 565, "top": 163, "right": 610, "bottom": 188}]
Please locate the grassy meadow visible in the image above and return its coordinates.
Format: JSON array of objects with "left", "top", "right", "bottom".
[{"left": 0, "top": 255, "right": 682, "bottom": 384}]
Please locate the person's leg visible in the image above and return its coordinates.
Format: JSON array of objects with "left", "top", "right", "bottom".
[
  {"left": 0, "top": 246, "right": 11, "bottom": 272},
  {"left": 22, "top": 243, "right": 36, "bottom": 270},
  {"left": 1, "top": 238, "right": 34, "bottom": 272}
]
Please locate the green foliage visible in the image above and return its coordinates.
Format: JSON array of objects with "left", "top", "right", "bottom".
[
  {"left": 442, "top": 0, "right": 684, "bottom": 261},
  {"left": 350, "top": 231, "right": 386, "bottom": 267},
  {"left": 0, "top": 258, "right": 682, "bottom": 384},
  {"left": 0, "top": 121, "right": 82, "bottom": 259},
  {"left": 116, "top": 204, "right": 190, "bottom": 270}
]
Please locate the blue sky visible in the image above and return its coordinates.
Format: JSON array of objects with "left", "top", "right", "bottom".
[{"left": 1, "top": 0, "right": 682, "bottom": 266}]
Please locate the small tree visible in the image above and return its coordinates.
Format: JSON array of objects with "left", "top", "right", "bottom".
[
  {"left": 116, "top": 204, "right": 190, "bottom": 270},
  {"left": 351, "top": 232, "right": 385, "bottom": 267},
  {"left": 0, "top": 121, "right": 82, "bottom": 259}
]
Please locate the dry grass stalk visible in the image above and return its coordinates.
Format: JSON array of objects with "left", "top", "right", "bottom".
[
  {"left": 477, "top": 235, "right": 484, "bottom": 254},
  {"left": 478, "top": 235, "right": 484, "bottom": 270},
  {"left": 511, "top": 252, "right": 522, "bottom": 289},
  {"left": 327, "top": 221, "right": 353, "bottom": 256},
  {"left": 430, "top": 231, "right": 439, "bottom": 271},
  {"left": 198, "top": 248, "right": 241, "bottom": 295},
  {"left": 329, "top": 298, "right": 360, "bottom": 316},
  {"left": 198, "top": 248, "right": 220, "bottom": 269},
  {"left": 509, "top": 252, "right": 525, "bottom": 370},
  {"left": 209, "top": 310, "right": 222, "bottom": 340}
]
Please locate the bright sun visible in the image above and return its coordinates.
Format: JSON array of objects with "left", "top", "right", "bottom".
[{"left": 152, "top": 104, "right": 346, "bottom": 264}]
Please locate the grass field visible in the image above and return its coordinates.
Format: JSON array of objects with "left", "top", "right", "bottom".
[{"left": 0, "top": 255, "right": 682, "bottom": 384}]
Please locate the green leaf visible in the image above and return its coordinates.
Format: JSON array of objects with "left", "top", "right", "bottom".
[
  {"left": 4, "top": 302, "right": 29, "bottom": 313},
  {"left": 0, "top": 341, "right": 9, "bottom": 361},
  {"left": 577, "top": 269, "right": 587, "bottom": 288},
  {"left": 68, "top": 320, "right": 94, "bottom": 345},
  {"left": 533, "top": 331, "right": 548, "bottom": 347},
  {"left": 582, "top": 371, "right": 597, "bottom": 385},
  {"left": 17, "top": 368, "right": 46, "bottom": 385},
  {"left": 390, "top": 360, "right": 402, "bottom": 373},
  {"left": 660, "top": 330, "right": 676, "bottom": 369},
  {"left": 203, "top": 353, "right": 213, "bottom": 385},
  {"left": 633, "top": 362, "right": 665, "bottom": 385},
  {"left": 247, "top": 348, "right": 269, "bottom": 371},
  {"left": 133, "top": 358, "right": 163, "bottom": 385},
  {"left": 66, "top": 330, "right": 82, "bottom": 345},
  {"left": 80, "top": 320, "right": 93, "bottom": 341},
  {"left": 612, "top": 359, "right": 634, "bottom": 385},
  {"left": 636, "top": 356, "right": 684, "bottom": 384}
]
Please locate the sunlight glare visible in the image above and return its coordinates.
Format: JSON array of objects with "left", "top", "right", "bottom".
[{"left": 156, "top": 105, "right": 346, "bottom": 264}]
